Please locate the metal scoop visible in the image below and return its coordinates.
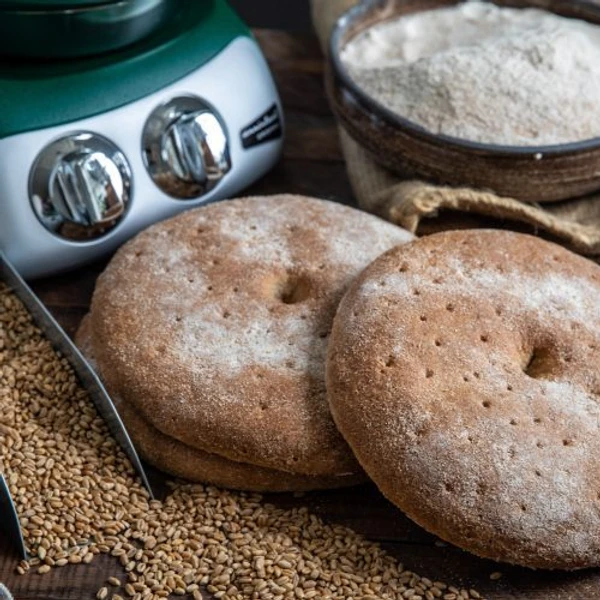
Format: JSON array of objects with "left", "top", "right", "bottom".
[
  {"left": 0, "top": 251, "right": 154, "bottom": 559},
  {"left": 0, "top": 474, "right": 27, "bottom": 560},
  {"left": 0, "top": 582, "right": 15, "bottom": 600}
]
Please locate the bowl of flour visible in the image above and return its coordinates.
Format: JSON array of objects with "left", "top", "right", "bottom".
[{"left": 327, "top": 0, "right": 600, "bottom": 203}]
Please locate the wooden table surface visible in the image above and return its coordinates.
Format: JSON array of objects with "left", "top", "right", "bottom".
[{"left": 2, "top": 29, "right": 600, "bottom": 600}]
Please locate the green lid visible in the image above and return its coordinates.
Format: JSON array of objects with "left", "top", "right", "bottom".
[
  {"left": 0, "top": 0, "right": 182, "bottom": 58},
  {"left": 0, "top": 1, "right": 111, "bottom": 7},
  {"left": 0, "top": 0, "right": 250, "bottom": 138}
]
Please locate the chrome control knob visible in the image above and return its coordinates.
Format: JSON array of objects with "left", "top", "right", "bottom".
[
  {"left": 30, "top": 133, "right": 132, "bottom": 241},
  {"left": 142, "top": 96, "right": 231, "bottom": 199}
]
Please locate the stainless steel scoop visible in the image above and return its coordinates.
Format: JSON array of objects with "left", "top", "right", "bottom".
[
  {"left": 0, "top": 473, "right": 27, "bottom": 560},
  {"left": 0, "top": 582, "right": 15, "bottom": 600},
  {"left": 0, "top": 251, "right": 154, "bottom": 559}
]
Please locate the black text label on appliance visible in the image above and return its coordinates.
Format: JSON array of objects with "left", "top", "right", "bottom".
[{"left": 240, "top": 104, "right": 283, "bottom": 149}]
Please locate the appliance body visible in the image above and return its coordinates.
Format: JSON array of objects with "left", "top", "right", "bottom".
[{"left": 0, "top": 0, "right": 284, "bottom": 278}]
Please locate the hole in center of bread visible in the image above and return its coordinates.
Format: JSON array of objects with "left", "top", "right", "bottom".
[
  {"left": 524, "top": 347, "right": 554, "bottom": 380},
  {"left": 278, "top": 275, "right": 311, "bottom": 305}
]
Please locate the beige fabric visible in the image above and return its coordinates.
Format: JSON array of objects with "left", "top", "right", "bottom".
[{"left": 312, "top": 0, "right": 600, "bottom": 258}]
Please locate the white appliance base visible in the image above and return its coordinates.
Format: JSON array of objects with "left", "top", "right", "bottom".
[{"left": 0, "top": 35, "right": 283, "bottom": 279}]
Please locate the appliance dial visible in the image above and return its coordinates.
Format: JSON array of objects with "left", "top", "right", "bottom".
[
  {"left": 142, "top": 96, "right": 231, "bottom": 199},
  {"left": 29, "top": 133, "right": 132, "bottom": 241}
]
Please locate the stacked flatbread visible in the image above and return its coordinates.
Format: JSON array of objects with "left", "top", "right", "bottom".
[
  {"left": 76, "top": 194, "right": 413, "bottom": 491},
  {"left": 78, "top": 195, "right": 600, "bottom": 570}
]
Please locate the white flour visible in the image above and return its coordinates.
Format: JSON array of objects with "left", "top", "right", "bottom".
[{"left": 341, "top": 1, "right": 600, "bottom": 146}]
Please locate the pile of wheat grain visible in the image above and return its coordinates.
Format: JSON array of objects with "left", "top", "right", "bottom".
[{"left": 0, "top": 284, "right": 483, "bottom": 600}]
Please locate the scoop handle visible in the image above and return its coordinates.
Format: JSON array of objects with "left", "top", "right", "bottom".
[
  {"left": 0, "top": 251, "right": 154, "bottom": 499},
  {"left": 0, "top": 473, "right": 27, "bottom": 560}
]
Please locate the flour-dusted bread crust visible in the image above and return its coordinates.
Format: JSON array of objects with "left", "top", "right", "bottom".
[
  {"left": 77, "top": 315, "right": 364, "bottom": 492},
  {"left": 82, "top": 195, "right": 413, "bottom": 479},
  {"left": 117, "top": 400, "right": 365, "bottom": 492},
  {"left": 327, "top": 230, "right": 600, "bottom": 569}
]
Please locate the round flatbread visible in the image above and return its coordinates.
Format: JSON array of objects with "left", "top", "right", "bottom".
[
  {"left": 80, "top": 194, "right": 413, "bottom": 478},
  {"left": 77, "top": 316, "right": 363, "bottom": 492},
  {"left": 117, "top": 400, "right": 365, "bottom": 492},
  {"left": 327, "top": 230, "right": 600, "bottom": 569}
]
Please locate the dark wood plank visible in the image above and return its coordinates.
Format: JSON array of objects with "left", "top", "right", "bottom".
[
  {"left": 255, "top": 30, "right": 335, "bottom": 117},
  {"left": 254, "top": 30, "right": 325, "bottom": 66},
  {"left": 229, "top": 1, "right": 313, "bottom": 32},
  {"left": 0, "top": 540, "right": 130, "bottom": 600}
]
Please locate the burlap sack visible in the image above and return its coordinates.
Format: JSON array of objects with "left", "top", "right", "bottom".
[{"left": 311, "top": 0, "right": 600, "bottom": 258}]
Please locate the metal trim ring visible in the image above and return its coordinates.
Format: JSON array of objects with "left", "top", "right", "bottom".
[
  {"left": 29, "top": 132, "right": 132, "bottom": 242},
  {"left": 142, "top": 95, "right": 232, "bottom": 200}
]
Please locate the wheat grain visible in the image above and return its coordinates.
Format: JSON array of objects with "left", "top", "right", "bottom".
[{"left": 0, "top": 284, "right": 485, "bottom": 600}]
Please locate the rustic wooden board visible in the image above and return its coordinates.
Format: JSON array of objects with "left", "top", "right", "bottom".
[{"left": 2, "top": 29, "right": 600, "bottom": 600}]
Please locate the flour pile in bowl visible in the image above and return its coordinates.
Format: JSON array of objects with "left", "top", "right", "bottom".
[{"left": 341, "top": 0, "right": 600, "bottom": 146}]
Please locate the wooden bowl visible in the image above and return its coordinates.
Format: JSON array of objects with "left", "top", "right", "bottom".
[{"left": 327, "top": 0, "right": 600, "bottom": 203}]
